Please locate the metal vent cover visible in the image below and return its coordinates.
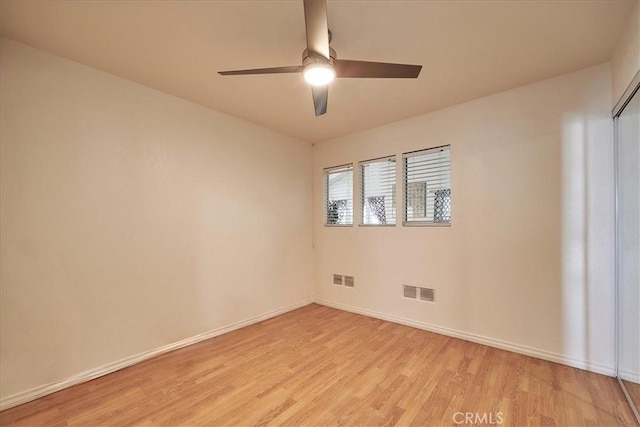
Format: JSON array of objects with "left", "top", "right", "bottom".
[
  {"left": 420, "top": 287, "right": 435, "bottom": 302},
  {"left": 344, "top": 276, "right": 354, "bottom": 287},
  {"left": 333, "top": 274, "right": 343, "bottom": 286},
  {"left": 403, "top": 285, "right": 417, "bottom": 299}
]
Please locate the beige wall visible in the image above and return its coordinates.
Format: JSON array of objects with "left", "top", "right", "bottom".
[
  {"left": 313, "top": 63, "right": 615, "bottom": 374},
  {"left": 612, "top": 1, "right": 640, "bottom": 106},
  {"left": 0, "top": 39, "right": 313, "bottom": 401}
]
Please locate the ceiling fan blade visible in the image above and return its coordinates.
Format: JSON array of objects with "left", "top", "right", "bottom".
[
  {"left": 311, "top": 85, "right": 328, "bottom": 116},
  {"left": 303, "top": 0, "right": 330, "bottom": 59},
  {"left": 218, "top": 65, "right": 302, "bottom": 76},
  {"left": 334, "top": 59, "right": 422, "bottom": 78}
]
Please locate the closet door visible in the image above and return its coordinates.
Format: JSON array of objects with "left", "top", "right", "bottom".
[{"left": 617, "top": 86, "right": 640, "bottom": 417}]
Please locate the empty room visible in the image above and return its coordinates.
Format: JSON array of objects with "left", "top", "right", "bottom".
[{"left": 1, "top": 0, "right": 639, "bottom": 425}]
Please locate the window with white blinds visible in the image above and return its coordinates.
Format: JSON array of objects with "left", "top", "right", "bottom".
[
  {"left": 360, "top": 156, "right": 396, "bottom": 225},
  {"left": 403, "top": 145, "right": 451, "bottom": 225},
  {"left": 324, "top": 164, "right": 353, "bottom": 226}
]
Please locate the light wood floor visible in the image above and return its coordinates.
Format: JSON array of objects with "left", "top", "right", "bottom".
[
  {"left": 622, "top": 379, "right": 640, "bottom": 421},
  {"left": 0, "top": 304, "right": 636, "bottom": 426}
]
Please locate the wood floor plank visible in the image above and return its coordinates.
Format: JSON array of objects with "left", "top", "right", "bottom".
[
  {"left": 623, "top": 381, "right": 640, "bottom": 408},
  {"left": 0, "top": 304, "right": 637, "bottom": 426}
]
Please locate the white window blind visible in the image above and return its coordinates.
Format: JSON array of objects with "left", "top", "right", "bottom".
[
  {"left": 403, "top": 145, "right": 451, "bottom": 225},
  {"left": 324, "top": 164, "right": 353, "bottom": 226},
  {"left": 360, "top": 156, "right": 396, "bottom": 225}
]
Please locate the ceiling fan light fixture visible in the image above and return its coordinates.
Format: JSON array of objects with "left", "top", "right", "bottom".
[
  {"left": 303, "top": 63, "right": 335, "bottom": 86},
  {"left": 218, "top": 0, "right": 422, "bottom": 115}
]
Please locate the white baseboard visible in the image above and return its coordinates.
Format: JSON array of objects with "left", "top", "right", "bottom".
[
  {"left": 619, "top": 369, "right": 640, "bottom": 384},
  {"left": 313, "top": 298, "right": 616, "bottom": 377},
  {"left": 0, "top": 299, "right": 313, "bottom": 412}
]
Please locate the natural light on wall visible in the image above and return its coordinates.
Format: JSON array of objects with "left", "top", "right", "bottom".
[{"left": 561, "top": 112, "right": 615, "bottom": 372}]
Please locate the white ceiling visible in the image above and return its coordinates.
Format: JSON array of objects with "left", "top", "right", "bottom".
[{"left": 0, "top": 0, "right": 636, "bottom": 143}]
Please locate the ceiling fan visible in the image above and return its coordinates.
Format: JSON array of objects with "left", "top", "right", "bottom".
[{"left": 218, "top": 0, "right": 422, "bottom": 116}]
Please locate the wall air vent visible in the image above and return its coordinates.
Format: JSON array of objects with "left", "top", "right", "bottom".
[
  {"left": 403, "top": 285, "right": 417, "bottom": 299},
  {"left": 404, "top": 285, "right": 435, "bottom": 302},
  {"left": 333, "top": 274, "right": 343, "bottom": 286},
  {"left": 344, "top": 276, "right": 354, "bottom": 287},
  {"left": 420, "top": 287, "right": 435, "bottom": 302}
]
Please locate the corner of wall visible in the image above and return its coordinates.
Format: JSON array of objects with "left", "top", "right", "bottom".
[{"left": 611, "top": 1, "right": 640, "bottom": 107}]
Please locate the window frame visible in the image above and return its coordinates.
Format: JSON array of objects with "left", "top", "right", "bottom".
[
  {"left": 324, "top": 163, "right": 354, "bottom": 227},
  {"left": 359, "top": 155, "right": 397, "bottom": 227},
  {"left": 402, "top": 145, "right": 452, "bottom": 227}
]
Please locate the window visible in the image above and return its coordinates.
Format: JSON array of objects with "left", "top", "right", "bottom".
[
  {"left": 324, "top": 164, "right": 353, "bottom": 226},
  {"left": 403, "top": 145, "right": 451, "bottom": 225},
  {"left": 360, "top": 156, "right": 396, "bottom": 225}
]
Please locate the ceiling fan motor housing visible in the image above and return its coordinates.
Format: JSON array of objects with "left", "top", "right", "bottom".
[{"left": 302, "top": 47, "right": 337, "bottom": 67}]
